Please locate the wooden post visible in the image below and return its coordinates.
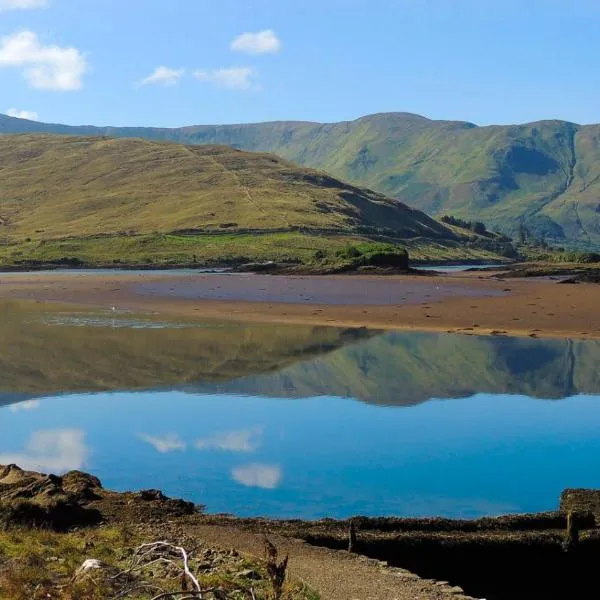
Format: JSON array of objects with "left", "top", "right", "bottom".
[
  {"left": 348, "top": 519, "right": 357, "bottom": 553},
  {"left": 564, "top": 511, "right": 580, "bottom": 551}
]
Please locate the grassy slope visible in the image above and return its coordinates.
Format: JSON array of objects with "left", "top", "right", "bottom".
[
  {"left": 4, "top": 112, "right": 600, "bottom": 246},
  {"left": 0, "top": 134, "right": 502, "bottom": 267}
]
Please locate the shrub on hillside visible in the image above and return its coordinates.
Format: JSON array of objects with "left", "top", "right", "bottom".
[{"left": 334, "top": 243, "right": 409, "bottom": 270}]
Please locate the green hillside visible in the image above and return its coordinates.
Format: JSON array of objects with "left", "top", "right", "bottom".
[
  {"left": 4, "top": 112, "right": 599, "bottom": 247},
  {"left": 0, "top": 134, "right": 505, "bottom": 268}
]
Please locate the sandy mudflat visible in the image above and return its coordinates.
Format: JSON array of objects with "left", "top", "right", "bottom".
[{"left": 1, "top": 270, "right": 600, "bottom": 339}]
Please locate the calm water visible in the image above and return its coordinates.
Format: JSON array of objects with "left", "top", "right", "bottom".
[
  {"left": 416, "top": 263, "right": 505, "bottom": 272},
  {"left": 2, "top": 301, "right": 600, "bottom": 519},
  {"left": 0, "top": 268, "right": 228, "bottom": 277}
]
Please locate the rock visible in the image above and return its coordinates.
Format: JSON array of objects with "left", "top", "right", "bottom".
[
  {"left": 138, "top": 489, "right": 168, "bottom": 502},
  {"left": 62, "top": 471, "right": 102, "bottom": 500},
  {"left": 236, "top": 568, "right": 262, "bottom": 580},
  {"left": 75, "top": 558, "right": 106, "bottom": 576},
  {"left": 0, "top": 464, "right": 102, "bottom": 530}
]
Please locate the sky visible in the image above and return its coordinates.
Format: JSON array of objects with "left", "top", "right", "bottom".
[{"left": 0, "top": 0, "right": 599, "bottom": 128}]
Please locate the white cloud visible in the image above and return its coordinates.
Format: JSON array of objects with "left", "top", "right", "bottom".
[
  {"left": 193, "top": 67, "right": 258, "bottom": 91},
  {"left": 0, "top": 429, "right": 88, "bottom": 473},
  {"left": 8, "top": 399, "right": 40, "bottom": 411},
  {"left": 231, "top": 29, "right": 281, "bottom": 55},
  {"left": 0, "top": 30, "right": 87, "bottom": 91},
  {"left": 0, "top": 0, "right": 48, "bottom": 11},
  {"left": 232, "top": 463, "right": 282, "bottom": 489},
  {"left": 140, "top": 65, "right": 184, "bottom": 86},
  {"left": 6, "top": 107, "right": 38, "bottom": 120},
  {"left": 139, "top": 433, "right": 186, "bottom": 454},
  {"left": 195, "top": 427, "right": 262, "bottom": 453}
]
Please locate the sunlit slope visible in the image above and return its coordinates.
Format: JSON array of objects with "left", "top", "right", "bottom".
[
  {"left": 4, "top": 112, "right": 600, "bottom": 245},
  {"left": 0, "top": 134, "right": 509, "bottom": 266},
  {"left": 0, "top": 134, "right": 449, "bottom": 240}
]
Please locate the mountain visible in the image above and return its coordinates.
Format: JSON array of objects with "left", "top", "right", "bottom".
[
  {"left": 0, "top": 134, "right": 504, "bottom": 268},
  {"left": 3, "top": 112, "right": 599, "bottom": 247}
]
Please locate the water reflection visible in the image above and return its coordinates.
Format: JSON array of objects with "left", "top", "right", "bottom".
[
  {"left": 139, "top": 433, "right": 186, "bottom": 453},
  {"left": 2, "top": 301, "right": 600, "bottom": 518},
  {"left": 195, "top": 428, "right": 263, "bottom": 453},
  {"left": 0, "top": 429, "right": 88, "bottom": 472},
  {"left": 2, "top": 302, "right": 600, "bottom": 406},
  {"left": 2, "top": 391, "right": 600, "bottom": 518},
  {"left": 232, "top": 464, "right": 283, "bottom": 490}
]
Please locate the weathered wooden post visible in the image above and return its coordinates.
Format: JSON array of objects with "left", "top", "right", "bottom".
[
  {"left": 348, "top": 519, "right": 357, "bottom": 553},
  {"left": 563, "top": 511, "right": 580, "bottom": 551}
]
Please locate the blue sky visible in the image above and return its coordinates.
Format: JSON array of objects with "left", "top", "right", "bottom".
[{"left": 0, "top": 0, "right": 599, "bottom": 127}]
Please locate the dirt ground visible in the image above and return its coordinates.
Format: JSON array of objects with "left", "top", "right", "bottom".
[{"left": 1, "top": 270, "right": 600, "bottom": 340}]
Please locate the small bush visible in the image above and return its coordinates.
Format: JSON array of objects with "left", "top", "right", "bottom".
[{"left": 334, "top": 243, "right": 408, "bottom": 270}]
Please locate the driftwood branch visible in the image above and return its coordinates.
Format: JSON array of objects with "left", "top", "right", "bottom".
[{"left": 113, "top": 541, "right": 201, "bottom": 593}]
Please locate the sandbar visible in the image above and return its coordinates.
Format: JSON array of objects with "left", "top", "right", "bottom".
[{"left": 1, "top": 270, "right": 599, "bottom": 339}]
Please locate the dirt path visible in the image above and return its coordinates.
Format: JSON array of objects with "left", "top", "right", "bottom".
[{"left": 178, "top": 523, "right": 476, "bottom": 600}]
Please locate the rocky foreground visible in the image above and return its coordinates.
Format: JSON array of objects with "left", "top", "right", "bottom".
[
  {"left": 0, "top": 464, "right": 310, "bottom": 599},
  {"left": 2, "top": 464, "right": 600, "bottom": 599}
]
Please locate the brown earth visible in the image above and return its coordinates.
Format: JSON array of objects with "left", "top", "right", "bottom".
[{"left": 1, "top": 270, "right": 600, "bottom": 340}]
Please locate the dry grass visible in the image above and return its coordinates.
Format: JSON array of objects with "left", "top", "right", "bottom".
[
  {"left": 0, "top": 135, "right": 445, "bottom": 242},
  {"left": 0, "top": 526, "right": 319, "bottom": 599}
]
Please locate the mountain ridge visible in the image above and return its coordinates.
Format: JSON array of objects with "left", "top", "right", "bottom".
[{"left": 3, "top": 111, "right": 599, "bottom": 247}]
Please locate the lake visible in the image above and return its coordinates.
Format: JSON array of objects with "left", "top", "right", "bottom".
[
  {"left": 415, "top": 263, "right": 505, "bottom": 272},
  {"left": 2, "top": 301, "right": 600, "bottom": 519}
]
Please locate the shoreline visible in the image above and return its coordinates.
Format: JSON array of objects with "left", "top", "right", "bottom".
[
  {"left": 2, "top": 463, "right": 599, "bottom": 600},
  {"left": 2, "top": 270, "right": 600, "bottom": 340}
]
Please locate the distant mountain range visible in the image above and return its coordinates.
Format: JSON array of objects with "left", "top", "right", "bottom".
[{"left": 2, "top": 112, "right": 599, "bottom": 247}]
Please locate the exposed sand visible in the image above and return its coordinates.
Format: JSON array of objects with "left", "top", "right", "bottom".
[{"left": 1, "top": 270, "right": 599, "bottom": 339}]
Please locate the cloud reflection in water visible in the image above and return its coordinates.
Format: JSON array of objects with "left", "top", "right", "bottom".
[
  {"left": 0, "top": 429, "right": 88, "bottom": 473},
  {"left": 139, "top": 433, "right": 186, "bottom": 453},
  {"left": 195, "top": 427, "right": 263, "bottom": 452},
  {"left": 231, "top": 463, "right": 282, "bottom": 489}
]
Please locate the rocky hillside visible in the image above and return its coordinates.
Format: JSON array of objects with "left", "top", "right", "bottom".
[{"left": 3, "top": 112, "right": 599, "bottom": 247}]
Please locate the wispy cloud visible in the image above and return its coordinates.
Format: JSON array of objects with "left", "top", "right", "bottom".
[
  {"left": 8, "top": 399, "right": 40, "bottom": 411},
  {"left": 231, "top": 463, "right": 282, "bottom": 489},
  {"left": 139, "top": 433, "right": 186, "bottom": 454},
  {"left": 195, "top": 427, "right": 263, "bottom": 453},
  {"left": 193, "top": 66, "right": 258, "bottom": 91},
  {"left": 140, "top": 65, "right": 184, "bottom": 87},
  {"left": 0, "top": 30, "right": 87, "bottom": 91},
  {"left": 230, "top": 29, "right": 281, "bottom": 55},
  {"left": 0, "top": 429, "right": 88, "bottom": 473},
  {"left": 6, "top": 108, "right": 38, "bottom": 120},
  {"left": 0, "top": 0, "right": 48, "bottom": 12}
]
